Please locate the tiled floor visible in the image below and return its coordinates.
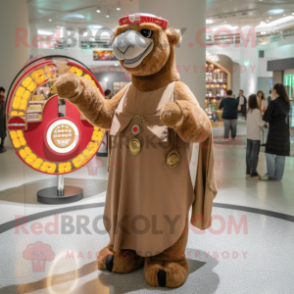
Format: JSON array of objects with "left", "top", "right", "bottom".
[{"left": 0, "top": 206, "right": 293, "bottom": 294}]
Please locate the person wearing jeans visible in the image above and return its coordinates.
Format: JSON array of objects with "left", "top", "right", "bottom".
[
  {"left": 223, "top": 119, "right": 237, "bottom": 140},
  {"left": 246, "top": 140, "right": 260, "bottom": 177},
  {"left": 265, "top": 154, "right": 285, "bottom": 181},
  {"left": 246, "top": 94, "right": 265, "bottom": 177},
  {"left": 260, "top": 83, "right": 290, "bottom": 181},
  {"left": 218, "top": 90, "right": 239, "bottom": 141}
]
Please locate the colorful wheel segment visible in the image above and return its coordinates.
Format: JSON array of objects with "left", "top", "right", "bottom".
[{"left": 6, "top": 56, "right": 105, "bottom": 175}]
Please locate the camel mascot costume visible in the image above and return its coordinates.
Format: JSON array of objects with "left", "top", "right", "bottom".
[{"left": 55, "top": 13, "right": 217, "bottom": 288}]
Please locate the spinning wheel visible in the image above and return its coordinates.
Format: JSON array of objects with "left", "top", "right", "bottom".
[{"left": 6, "top": 56, "right": 105, "bottom": 204}]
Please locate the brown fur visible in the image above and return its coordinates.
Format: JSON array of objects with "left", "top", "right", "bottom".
[
  {"left": 55, "top": 73, "right": 128, "bottom": 129},
  {"left": 98, "top": 244, "right": 144, "bottom": 273},
  {"left": 144, "top": 216, "right": 189, "bottom": 288},
  {"left": 54, "top": 20, "right": 212, "bottom": 289},
  {"left": 173, "top": 82, "right": 212, "bottom": 143}
]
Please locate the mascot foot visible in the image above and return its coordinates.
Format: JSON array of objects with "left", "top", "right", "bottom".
[
  {"left": 97, "top": 245, "right": 145, "bottom": 274},
  {"left": 144, "top": 257, "right": 189, "bottom": 288}
]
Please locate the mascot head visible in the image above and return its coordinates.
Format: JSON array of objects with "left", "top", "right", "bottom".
[{"left": 112, "top": 13, "right": 181, "bottom": 77}]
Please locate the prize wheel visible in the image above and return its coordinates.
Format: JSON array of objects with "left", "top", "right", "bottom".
[{"left": 6, "top": 56, "right": 105, "bottom": 204}]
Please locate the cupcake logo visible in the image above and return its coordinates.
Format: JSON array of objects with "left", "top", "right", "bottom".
[{"left": 23, "top": 241, "right": 55, "bottom": 272}]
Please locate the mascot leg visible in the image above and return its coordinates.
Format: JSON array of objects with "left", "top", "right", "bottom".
[
  {"left": 144, "top": 216, "right": 189, "bottom": 288},
  {"left": 98, "top": 244, "right": 145, "bottom": 273}
]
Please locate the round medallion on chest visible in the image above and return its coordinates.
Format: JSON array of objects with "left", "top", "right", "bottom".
[
  {"left": 129, "top": 138, "right": 141, "bottom": 156},
  {"left": 166, "top": 150, "right": 180, "bottom": 169}
]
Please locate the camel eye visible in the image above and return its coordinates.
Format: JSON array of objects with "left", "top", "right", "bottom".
[{"left": 140, "top": 29, "right": 153, "bottom": 38}]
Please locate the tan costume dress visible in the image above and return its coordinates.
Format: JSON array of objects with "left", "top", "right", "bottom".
[{"left": 104, "top": 82, "right": 195, "bottom": 257}]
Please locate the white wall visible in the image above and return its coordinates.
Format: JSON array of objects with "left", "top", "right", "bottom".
[
  {"left": 261, "top": 37, "right": 294, "bottom": 60},
  {"left": 232, "top": 62, "right": 240, "bottom": 96},
  {"left": 258, "top": 59, "right": 273, "bottom": 78},
  {"left": 0, "top": 0, "right": 29, "bottom": 91}
]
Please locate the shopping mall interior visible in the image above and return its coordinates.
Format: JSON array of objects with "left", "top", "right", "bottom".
[{"left": 0, "top": 0, "right": 294, "bottom": 293}]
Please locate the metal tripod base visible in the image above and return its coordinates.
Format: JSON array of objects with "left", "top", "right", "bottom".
[{"left": 37, "top": 175, "right": 83, "bottom": 204}]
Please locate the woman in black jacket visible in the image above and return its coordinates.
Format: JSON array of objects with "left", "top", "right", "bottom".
[{"left": 260, "top": 83, "right": 290, "bottom": 181}]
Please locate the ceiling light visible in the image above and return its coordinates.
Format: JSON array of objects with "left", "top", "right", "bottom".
[
  {"left": 65, "top": 14, "right": 85, "bottom": 19},
  {"left": 88, "top": 25, "right": 103, "bottom": 30},
  {"left": 206, "top": 19, "right": 213, "bottom": 24},
  {"left": 106, "top": 15, "right": 110, "bottom": 18},
  {"left": 97, "top": 9, "right": 101, "bottom": 13},
  {"left": 268, "top": 9, "right": 284, "bottom": 15},
  {"left": 38, "top": 30, "right": 53, "bottom": 36},
  {"left": 117, "top": 8, "right": 121, "bottom": 11},
  {"left": 49, "top": 19, "right": 52, "bottom": 22},
  {"left": 292, "top": 12, "right": 294, "bottom": 16},
  {"left": 261, "top": 32, "right": 267, "bottom": 35}
]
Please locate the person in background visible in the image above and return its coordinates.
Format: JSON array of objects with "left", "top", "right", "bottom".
[
  {"left": 0, "top": 87, "right": 7, "bottom": 153},
  {"left": 218, "top": 89, "right": 239, "bottom": 141},
  {"left": 236, "top": 89, "right": 247, "bottom": 119},
  {"left": 257, "top": 90, "right": 267, "bottom": 115},
  {"left": 104, "top": 89, "right": 112, "bottom": 99},
  {"left": 267, "top": 90, "right": 272, "bottom": 106},
  {"left": 260, "top": 83, "right": 290, "bottom": 181},
  {"left": 246, "top": 94, "right": 265, "bottom": 177}
]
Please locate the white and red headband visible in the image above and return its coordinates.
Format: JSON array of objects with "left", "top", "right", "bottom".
[{"left": 118, "top": 13, "right": 168, "bottom": 29}]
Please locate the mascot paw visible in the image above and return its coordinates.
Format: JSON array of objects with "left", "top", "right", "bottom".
[
  {"left": 54, "top": 73, "right": 82, "bottom": 99},
  {"left": 144, "top": 257, "right": 189, "bottom": 288},
  {"left": 97, "top": 246, "right": 145, "bottom": 274},
  {"left": 160, "top": 102, "right": 182, "bottom": 128}
]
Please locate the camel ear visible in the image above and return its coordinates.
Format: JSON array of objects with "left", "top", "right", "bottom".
[{"left": 166, "top": 28, "right": 182, "bottom": 46}]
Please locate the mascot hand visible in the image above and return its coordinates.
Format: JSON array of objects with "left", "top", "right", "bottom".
[
  {"left": 54, "top": 73, "right": 83, "bottom": 100},
  {"left": 160, "top": 102, "right": 182, "bottom": 128}
]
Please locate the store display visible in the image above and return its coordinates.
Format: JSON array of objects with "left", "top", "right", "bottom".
[
  {"left": 205, "top": 59, "right": 230, "bottom": 122},
  {"left": 113, "top": 81, "right": 129, "bottom": 95},
  {"left": 6, "top": 56, "right": 105, "bottom": 204},
  {"left": 93, "top": 50, "right": 117, "bottom": 61}
]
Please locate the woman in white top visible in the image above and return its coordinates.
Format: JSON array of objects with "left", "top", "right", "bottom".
[
  {"left": 257, "top": 91, "right": 267, "bottom": 115},
  {"left": 246, "top": 94, "right": 265, "bottom": 177}
]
